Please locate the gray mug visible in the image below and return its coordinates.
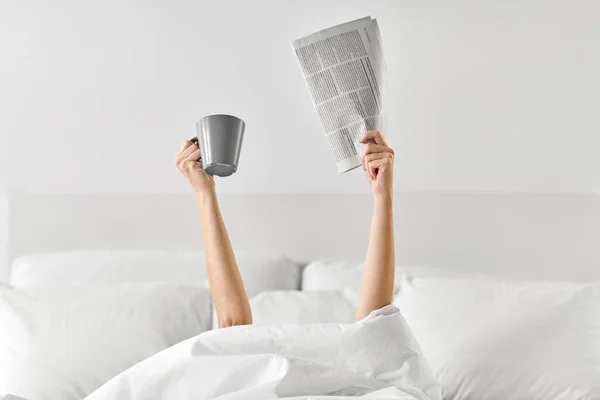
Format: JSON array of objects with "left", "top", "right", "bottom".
[{"left": 194, "top": 114, "right": 245, "bottom": 177}]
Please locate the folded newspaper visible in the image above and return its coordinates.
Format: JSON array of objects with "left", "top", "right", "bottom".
[{"left": 292, "top": 16, "right": 386, "bottom": 173}]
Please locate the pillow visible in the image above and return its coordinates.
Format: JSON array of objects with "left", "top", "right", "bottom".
[
  {"left": 394, "top": 277, "right": 600, "bottom": 400},
  {"left": 301, "top": 260, "right": 366, "bottom": 291},
  {"left": 301, "top": 259, "right": 475, "bottom": 291},
  {"left": 10, "top": 251, "right": 301, "bottom": 297},
  {"left": 0, "top": 283, "right": 211, "bottom": 400},
  {"left": 251, "top": 289, "right": 359, "bottom": 325},
  {"left": 9, "top": 251, "right": 207, "bottom": 287},
  {"left": 211, "top": 289, "right": 359, "bottom": 329}
]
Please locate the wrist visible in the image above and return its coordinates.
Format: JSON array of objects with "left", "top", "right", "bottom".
[
  {"left": 374, "top": 190, "right": 393, "bottom": 202},
  {"left": 196, "top": 187, "right": 217, "bottom": 205},
  {"left": 374, "top": 191, "right": 393, "bottom": 209}
]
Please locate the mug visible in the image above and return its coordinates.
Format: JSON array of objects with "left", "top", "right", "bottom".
[{"left": 194, "top": 114, "right": 245, "bottom": 177}]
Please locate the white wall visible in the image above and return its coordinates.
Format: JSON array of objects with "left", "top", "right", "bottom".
[
  {"left": 0, "top": 195, "right": 8, "bottom": 281},
  {"left": 8, "top": 193, "right": 600, "bottom": 282},
  {"left": 2, "top": 1, "right": 600, "bottom": 281},
  {"left": 1, "top": 0, "right": 599, "bottom": 194}
]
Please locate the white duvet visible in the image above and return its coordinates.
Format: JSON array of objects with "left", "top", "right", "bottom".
[{"left": 85, "top": 305, "right": 440, "bottom": 400}]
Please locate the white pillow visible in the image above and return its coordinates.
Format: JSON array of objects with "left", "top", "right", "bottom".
[
  {"left": 211, "top": 289, "right": 359, "bottom": 329},
  {"left": 302, "top": 259, "right": 475, "bottom": 291},
  {"left": 250, "top": 289, "right": 359, "bottom": 325},
  {"left": 0, "top": 283, "right": 211, "bottom": 400},
  {"left": 9, "top": 251, "right": 208, "bottom": 287},
  {"left": 394, "top": 277, "right": 600, "bottom": 400},
  {"left": 10, "top": 251, "right": 301, "bottom": 297}
]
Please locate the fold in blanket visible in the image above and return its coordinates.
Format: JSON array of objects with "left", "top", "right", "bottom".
[{"left": 85, "top": 305, "right": 441, "bottom": 400}]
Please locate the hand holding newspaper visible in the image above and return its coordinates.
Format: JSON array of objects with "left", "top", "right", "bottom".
[{"left": 292, "top": 17, "right": 386, "bottom": 173}]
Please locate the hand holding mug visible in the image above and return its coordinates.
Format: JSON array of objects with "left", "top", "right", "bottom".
[{"left": 176, "top": 139, "right": 215, "bottom": 194}]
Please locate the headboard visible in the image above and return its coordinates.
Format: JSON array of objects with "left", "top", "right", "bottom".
[{"left": 4, "top": 192, "right": 600, "bottom": 282}]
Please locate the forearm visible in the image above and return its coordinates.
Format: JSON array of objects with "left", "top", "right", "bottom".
[
  {"left": 198, "top": 190, "right": 252, "bottom": 327},
  {"left": 356, "top": 193, "right": 395, "bottom": 320}
]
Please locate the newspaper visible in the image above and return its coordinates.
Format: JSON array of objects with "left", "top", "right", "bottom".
[{"left": 292, "top": 17, "right": 386, "bottom": 173}]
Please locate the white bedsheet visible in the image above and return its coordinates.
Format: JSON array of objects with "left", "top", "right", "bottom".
[{"left": 85, "top": 305, "right": 441, "bottom": 400}]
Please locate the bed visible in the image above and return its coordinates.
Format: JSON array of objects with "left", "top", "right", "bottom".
[{"left": 1, "top": 193, "right": 600, "bottom": 399}]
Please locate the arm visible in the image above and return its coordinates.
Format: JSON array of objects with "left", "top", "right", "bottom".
[
  {"left": 176, "top": 140, "right": 252, "bottom": 328},
  {"left": 355, "top": 131, "right": 395, "bottom": 321},
  {"left": 198, "top": 190, "right": 252, "bottom": 328}
]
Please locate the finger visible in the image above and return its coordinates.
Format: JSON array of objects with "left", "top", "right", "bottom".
[
  {"left": 184, "top": 149, "right": 201, "bottom": 163},
  {"left": 179, "top": 140, "right": 193, "bottom": 153},
  {"left": 177, "top": 143, "right": 199, "bottom": 164},
  {"left": 362, "top": 141, "right": 393, "bottom": 172},
  {"left": 368, "top": 158, "right": 389, "bottom": 180},
  {"left": 176, "top": 141, "right": 193, "bottom": 167},
  {"left": 363, "top": 152, "right": 392, "bottom": 168},
  {"left": 364, "top": 163, "right": 373, "bottom": 181},
  {"left": 364, "top": 155, "right": 385, "bottom": 181},
  {"left": 368, "top": 156, "right": 393, "bottom": 174},
  {"left": 178, "top": 159, "right": 203, "bottom": 176},
  {"left": 363, "top": 143, "right": 394, "bottom": 156},
  {"left": 182, "top": 160, "right": 203, "bottom": 172},
  {"left": 368, "top": 160, "right": 381, "bottom": 181},
  {"left": 360, "top": 130, "right": 387, "bottom": 146}
]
